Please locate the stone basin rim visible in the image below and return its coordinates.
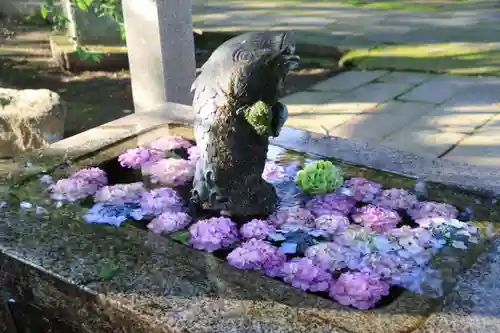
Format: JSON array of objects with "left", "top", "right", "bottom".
[
  {"left": 0, "top": 102, "right": 496, "bottom": 333},
  {"left": 18, "top": 102, "right": 500, "bottom": 198}
]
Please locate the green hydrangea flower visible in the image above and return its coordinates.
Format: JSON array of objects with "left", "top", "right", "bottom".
[
  {"left": 243, "top": 100, "right": 273, "bottom": 136},
  {"left": 295, "top": 160, "right": 344, "bottom": 195}
]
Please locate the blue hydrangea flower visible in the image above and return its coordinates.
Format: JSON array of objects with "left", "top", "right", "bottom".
[{"left": 84, "top": 203, "right": 145, "bottom": 227}]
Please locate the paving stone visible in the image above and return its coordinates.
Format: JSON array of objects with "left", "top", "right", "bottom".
[
  {"left": 398, "top": 76, "right": 499, "bottom": 104},
  {"left": 280, "top": 91, "right": 341, "bottom": 115},
  {"left": 415, "top": 237, "right": 500, "bottom": 333},
  {"left": 283, "top": 82, "right": 416, "bottom": 135},
  {"left": 329, "top": 101, "right": 436, "bottom": 143},
  {"left": 308, "top": 70, "right": 389, "bottom": 92},
  {"left": 444, "top": 115, "right": 500, "bottom": 168},
  {"left": 377, "top": 72, "right": 435, "bottom": 86}
]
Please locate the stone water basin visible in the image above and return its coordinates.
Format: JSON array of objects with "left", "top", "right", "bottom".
[{"left": 1, "top": 118, "right": 499, "bottom": 333}]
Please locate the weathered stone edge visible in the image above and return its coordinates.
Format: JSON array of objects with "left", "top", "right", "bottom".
[{"left": 49, "top": 102, "right": 498, "bottom": 197}]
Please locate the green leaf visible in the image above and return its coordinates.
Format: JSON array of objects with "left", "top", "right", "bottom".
[
  {"left": 40, "top": 6, "right": 49, "bottom": 19},
  {"left": 169, "top": 230, "right": 190, "bottom": 245},
  {"left": 98, "top": 264, "right": 118, "bottom": 280}
]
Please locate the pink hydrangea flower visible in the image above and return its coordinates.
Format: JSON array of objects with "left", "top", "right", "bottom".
[
  {"left": 374, "top": 188, "right": 418, "bottom": 210},
  {"left": 329, "top": 271, "right": 390, "bottom": 310},
  {"left": 147, "top": 212, "right": 191, "bottom": 234},
  {"left": 268, "top": 206, "right": 315, "bottom": 228},
  {"left": 262, "top": 162, "right": 287, "bottom": 183},
  {"left": 281, "top": 257, "right": 332, "bottom": 292},
  {"left": 148, "top": 135, "right": 192, "bottom": 151},
  {"left": 70, "top": 167, "right": 108, "bottom": 187},
  {"left": 48, "top": 178, "right": 97, "bottom": 202},
  {"left": 314, "top": 212, "right": 350, "bottom": 236},
  {"left": 343, "top": 177, "right": 383, "bottom": 202},
  {"left": 407, "top": 201, "right": 458, "bottom": 222},
  {"left": 118, "top": 147, "right": 164, "bottom": 169},
  {"left": 189, "top": 217, "right": 240, "bottom": 252},
  {"left": 48, "top": 167, "right": 108, "bottom": 202},
  {"left": 139, "top": 187, "right": 185, "bottom": 215},
  {"left": 352, "top": 204, "right": 401, "bottom": 233},
  {"left": 187, "top": 146, "right": 201, "bottom": 162},
  {"left": 305, "top": 193, "right": 357, "bottom": 216},
  {"left": 240, "top": 219, "right": 276, "bottom": 240},
  {"left": 227, "top": 238, "right": 287, "bottom": 277},
  {"left": 145, "top": 158, "right": 195, "bottom": 186},
  {"left": 94, "top": 182, "right": 146, "bottom": 205}
]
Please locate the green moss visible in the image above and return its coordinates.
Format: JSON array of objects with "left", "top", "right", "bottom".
[
  {"left": 242, "top": 101, "right": 274, "bottom": 136},
  {"left": 340, "top": 43, "right": 500, "bottom": 76}
]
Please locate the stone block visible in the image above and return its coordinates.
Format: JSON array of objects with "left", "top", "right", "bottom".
[{"left": 0, "top": 88, "right": 66, "bottom": 158}]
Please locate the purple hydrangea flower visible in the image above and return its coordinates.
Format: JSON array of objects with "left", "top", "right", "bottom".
[
  {"left": 227, "top": 238, "right": 287, "bottom": 277},
  {"left": 305, "top": 193, "right": 357, "bottom": 216},
  {"left": 148, "top": 135, "right": 192, "bottom": 151},
  {"left": 314, "top": 212, "right": 350, "bottom": 236},
  {"left": 268, "top": 206, "right": 315, "bottom": 228},
  {"left": 373, "top": 188, "right": 418, "bottom": 210},
  {"left": 94, "top": 182, "right": 146, "bottom": 205},
  {"left": 304, "top": 242, "right": 349, "bottom": 272},
  {"left": 48, "top": 167, "right": 108, "bottom": 202},
  {"left": 281, "top": 257, "right": 332, "bottom": 292},
  {"left": 262, "top": 162, "right": 288, "bottom": 183},
  {"left": 407, "top": 201, "right": 459, "bottom": 222},
  {"left": 240, "top": 219, "right": 276, "bottom": 240},
  {"left": 329, "top": 271, "right": 390, "bottom": 310},
  {"left": 187, "top": 146, "right": 200, "bottom": 162},
  {"left": 145, "top": 158, "right": 195, "bottom": 186},
  {"left": 118, "top": 147, "right": 165, "bottom": 169},
  {"left": 343, "top": 177, "right": 383, "bottom": 203},
  {"left": 189, "top": 217, "right": 240, "bottom": 252},
  {"left": 147, "top": 212, "right": 192, "bottom": 234},
  {"left": 139, "top": 187, "right": 185, "bottom": 215},
  {"left": 351, "top": 204, "right": 401, "bottom": 233}
]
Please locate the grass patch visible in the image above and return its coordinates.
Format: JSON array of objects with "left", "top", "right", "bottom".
[
  {"left": 341, "top": 0, "right": 442, "bottom": 11},
  {"left": 340, "top": 43, "right": 500, "bottom": 76}
]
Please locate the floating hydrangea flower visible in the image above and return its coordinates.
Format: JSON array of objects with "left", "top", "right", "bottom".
[
  {"left": 351, "top": 204, "right": 401, "bottom": 233},
  {"left": 39, "top": 174, "right": 54, "bottom": 185},
  {"left": 118, "top": 147, "right": 165, "bottom": 169},
  {"left": 48, "top": 178, "right": 99, "bottom": 202},
  {"left": 305, "top": 193, "right": 357, "bottom": 216},
  {"left": 146, "top": 158, "right": 195, "bottom": 186},
  {"left": 139, "top": 187, "right": 184, "bottom": 215},
  {"left": 147, "top": 212, "right": 191, "bottom": 234},
  {"left": 281, "top": 257, "right": 332, "bottom": 292},
  {"left": 262, "top": 162, "right": 287, "bottom": 183},
  {"left": 227, "top": 238, "right": 286, "bottom": 277},
  {"left": 408, "top": 201, "right": 459, "bottom": 222},
  {"left": 343, "top": 177, "right": 383, "bottom": 203},
  {"left": 314, "top": 212, "right": 350, "bottom": 236},
  {"left": 329, "top": 271, "right": 390, "bottom": 310},
  {"left": 70, "top": 167, "right": 108, "bottom": 188},
  {"left": 187, "top": 146, "right": 200, "bottom": 162},
  {"left": 417, "top": 217, "right": 479, "bottom": 247},
  {"left": 189, "top": 217, "right": 239, "bottom": 252},
  {"left": 305, "top": 242, "right": 350, "bottom": 272},
  {"left": 240, "top": 219, "right": 276, "bottom": 240},
  {"left": 374, "top": 188, "right": 418, "bottom": 210},
  {"left": 84, "top": 203, "right": 143, "bottom": 227},
  {"left": 148, "top": 135, "right": 192, "bottom": 151},
  {"left": 268, "top": 206, "right": 315, "bottom": 228},
  {"left": 296, "top": 160, "right": 344, "bottom": 195},
  {"left": 48, "top": 167, "right": 108, "bottom": 202},
  {"left": 94, "top": 182, "right": 146, "bottom": 205}
]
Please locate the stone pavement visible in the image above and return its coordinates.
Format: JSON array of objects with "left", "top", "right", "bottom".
[
  {"left": 192, "top": 0, "right": 500, "bottom": 49},
  {"left": 280, "top": 70, "right": 500, "bottom": 167},
  {"left": 192, "top": 0, "right": 500, "bottom": 76}
]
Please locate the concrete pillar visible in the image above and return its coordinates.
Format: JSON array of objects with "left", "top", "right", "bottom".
[{"left": 122, "top": 0, "right": 196, "bottom": 112}]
